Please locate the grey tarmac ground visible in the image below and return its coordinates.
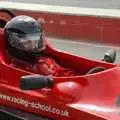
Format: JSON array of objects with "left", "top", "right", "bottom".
[{"left": 49, "top": 37, "right": 120, "bottom": 64}]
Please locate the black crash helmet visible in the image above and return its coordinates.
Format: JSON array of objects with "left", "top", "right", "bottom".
[{"left": 4, "top": 15, "right": 45, "bottom": 53}]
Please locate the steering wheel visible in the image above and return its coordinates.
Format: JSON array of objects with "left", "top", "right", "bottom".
[
  {"left": 86, "top": 66, "right": 106, "bottom": 75},
  {"left": 0, "top": 9, "right": 15, "bottom": 28}
]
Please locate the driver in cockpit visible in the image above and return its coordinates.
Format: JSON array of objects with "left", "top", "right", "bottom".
[{"left": 4, "top": 15, "right": 77, "bottom": 77}]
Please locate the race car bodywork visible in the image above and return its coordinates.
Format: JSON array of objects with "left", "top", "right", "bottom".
[{"left": 0, "top": 9, "right": 120, "bottom": 120}]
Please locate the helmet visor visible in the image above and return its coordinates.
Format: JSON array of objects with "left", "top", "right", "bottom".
[{"left": 9, "top": 32, "right": 45, "bottom": 52}]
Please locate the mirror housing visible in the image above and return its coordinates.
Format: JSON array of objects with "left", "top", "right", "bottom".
[
  {"left": 103, "top": 49, "right": 116, "bottom": 63},
  {"left": 20, "top": 75, "right": 53, "bottom": 90}
]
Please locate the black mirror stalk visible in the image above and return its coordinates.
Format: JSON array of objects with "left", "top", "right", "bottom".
[{"left": 20, "top": 75, "right": 53, "bottom": 90}]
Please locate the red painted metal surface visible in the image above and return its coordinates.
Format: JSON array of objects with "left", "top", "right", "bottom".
[
  {"left": 0, "top": 18, "right": 120, "bottom": 119},
  {"left": 1, "top": 9, "right": 120, "bottom": 120}
]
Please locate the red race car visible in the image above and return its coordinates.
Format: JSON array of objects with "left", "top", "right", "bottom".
[{"left": 0, "top": 9, "right": 120, "bottom": 120}]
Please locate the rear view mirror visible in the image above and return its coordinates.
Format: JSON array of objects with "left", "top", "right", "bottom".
[
  {"left": 20, "top": 75, "right": 53, "bottom": 90},
  {"left": 103, "top": 49, "right": 116, "bottom": 63}
]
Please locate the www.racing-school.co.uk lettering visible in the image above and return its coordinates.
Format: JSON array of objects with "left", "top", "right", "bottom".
[{"left": 0, "top": 93, "right": 69, "bottom": 117}]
